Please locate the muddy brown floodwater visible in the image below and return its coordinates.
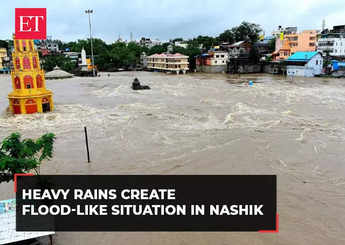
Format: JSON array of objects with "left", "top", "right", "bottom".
[{"left": 0, "top": 72, "right": 344, "bottom": 245}]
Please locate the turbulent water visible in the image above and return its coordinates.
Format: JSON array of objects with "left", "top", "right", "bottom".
[{"left": 0, "top": 72, "right": 344, "bottom": 245}]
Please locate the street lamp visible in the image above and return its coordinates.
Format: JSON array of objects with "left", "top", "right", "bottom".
[{"left": 85, "top": 9, "right": 95, "bottom": 77}]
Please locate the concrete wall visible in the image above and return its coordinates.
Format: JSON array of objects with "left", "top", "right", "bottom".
[
  {"left": 196, "top": 65, "right": 227, "bottom": 73},
  {"left": 237, "top": 64, "right": 261, "bottom": 73},
  {"left": 263, "top": 64, "right": 284, "bottom": 74},
  {"left": 287, "top": 66, "right": 308, "bottom": 77}
]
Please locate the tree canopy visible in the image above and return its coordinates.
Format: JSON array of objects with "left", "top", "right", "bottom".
[
  {"left": 218, "top": 21, "right": 262, "bottom": 43},
  {"left": 0, "top": 133, "right": 56, "bottom": 183},
  {"left": 0, "top": 21, "right": 265, "bottom": 72}
]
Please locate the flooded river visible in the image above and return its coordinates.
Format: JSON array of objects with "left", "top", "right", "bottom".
[{"left": 0, "top": 72, "right": 344, "bottom": 244}]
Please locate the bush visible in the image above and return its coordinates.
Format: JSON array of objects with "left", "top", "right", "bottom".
[{"left": 0, "top": 132, "right": 55, "bottom": 183}]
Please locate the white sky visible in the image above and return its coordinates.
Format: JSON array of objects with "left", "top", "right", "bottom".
[{"left": 0, "top": 0, "right": 344, "bottom": 43}]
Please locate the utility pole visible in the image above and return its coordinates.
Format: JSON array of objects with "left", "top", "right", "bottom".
[
  {"left": 85, "top": 9, "right": 95, "bottom": 77},
  {"left": 322, "top": 19, "right": 326, "bottom": 32}
]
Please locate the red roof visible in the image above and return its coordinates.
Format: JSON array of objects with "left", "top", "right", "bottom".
[{"left": 148, "top": 53, "right": 188, "bottom": 58}]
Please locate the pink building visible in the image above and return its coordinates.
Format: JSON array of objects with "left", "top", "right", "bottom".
[{"left": 273, "top": 30, "right": 317, "bottom": 61}]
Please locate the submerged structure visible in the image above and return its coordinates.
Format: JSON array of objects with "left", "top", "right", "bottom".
[
  {"left": 285, "top": 51, "right": 323, "bottom": 77},
  {"left": 8, "top": 36, "right": 54, "bottom": 114},
  {"left": 45, "top": 66, "right": 73, "bottom": 79},
  {"left": 196, "top": 50, "right": 228, "bottom": 73}
]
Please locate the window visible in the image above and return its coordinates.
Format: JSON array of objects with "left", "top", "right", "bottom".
[
  {"left": 15, "top": 58, "right": 20, "bottom": 69},
  {"left": 23, "top": 56, "right": 31, "bottom": 69},
  {"left": 24, "top": 75, "right": 33, "bottom": 89},
  {"left": 15, "top": 40, "right": 20, "bottom": 51},
  {"left": 22, "top": 40, "right": 27, "bottom": 51},
  {"left": 316, "top": 60, "right": 318, "bottom": 65},
  {"left": 33, "top": 57, "right": 38, "bottom": 68},
  {"left": 36, "top": 75, "right": 43, "bottom": 88},
  {"left": 214, "top": 60, "right": 217, "bottom": 64},
  {"left": 216, "top": 55, "right": 219, "bottom": 58},
  {"left": 14, "top": 77, "right": 21, "bottom": 89},
  {"left": 221, "top": 55, "right": 225, "bottom": 58}
]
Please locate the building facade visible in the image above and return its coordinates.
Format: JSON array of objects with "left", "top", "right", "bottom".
[
  {"left": 286, "top": 51, "right": 323, "bottom": 77},
  {"left": 196, "top": 51, "right": 228, "bottom": 73},
  {"left": 273, "top": 27, "right": 317, "bottom": 61},
  {"left": 0, "top": 48, "right": 9, "bottom": 72},
  {"left": 147, "top": 53, "right": 189, "bottom": 74},
  {"left": 8, "top": 36, "right": 54, "bottom": 114},
  {"left": 139, "top": 37, "right": 162, "bottom": 48},
  {"left": 228, "top": 41, "right": 252, "bottom": 58},
  {"left": 36, "top": 38, "right": 60, "bottom": 56},
  {"left": 317, "top": 25, "right": 345, "bottom": 57},
  {"left": 285, "top": 30, "right": 317, "bottom": 53}
]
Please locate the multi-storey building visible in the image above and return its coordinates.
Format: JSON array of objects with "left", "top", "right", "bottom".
[
  {"left": 146, "top": 53, "right": 189, "bottom": 74},
  {"left": 272, "top": 27, "right": 318, "bottom": 61},
  {"left": 285, "top": 30, "right": 317, "bottom": 53},
  {"left": 196, "top": 50, "right": 228, "bottom": 73},
  {"left": 139, "top": 37, "right": 162, "bottom": 48},
  {"left": 317, "top": 25, "right": 345, "bottom": 57}
]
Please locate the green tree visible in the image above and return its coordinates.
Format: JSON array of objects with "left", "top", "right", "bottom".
[
  {"left": 268, "top": 37, "right": 276, "bottom": 52},
  {"left": 249, "top": 45, "right": 260, "bottom": 63},
  {"left": 0, "top": 133, "right": 56, "bottom": 183},
  {"left": 231, "top": 21, "right": 262, "bottom": 43},
  {"left": 41, "top": 54, "right": 76, "bottom": 72},
  {"left": 148, "top": 45, "right": 166, "bottom": 55},
  {"left": 192, "top": 35, "right": 217, "bottom": 51},
  {"left": 172, "top": 38, "right": 183, "bottom": 42},
  {"left": 0, "top": 40, "right": 9, "bottom": 49},
  {"left": 218, "top": 30, "right": 235, "bottom": 44}
]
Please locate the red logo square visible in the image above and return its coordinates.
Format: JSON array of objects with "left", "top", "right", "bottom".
[{"left": 15, "top": 8, "right": 46, "bottom": 40}]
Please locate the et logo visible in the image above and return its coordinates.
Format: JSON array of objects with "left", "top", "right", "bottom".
[{"left": 15, "top": 8, "right": 46, "bottom": 40}]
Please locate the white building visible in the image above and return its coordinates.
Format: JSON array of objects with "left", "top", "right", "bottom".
[
  {"left": 139, "top": 37, "right": 162, "bottom": 48},
  {"left": 174, "top": 41, "right": 188, "bottom": 49},
  {"left": 147, "top": 53, "right": 189, "bottom": 74},
  {"left": 196, "top": 51, "right": 228, "bottom": 73},
  {"left": 317, "top": 33, "right": 345, "bottom": 57},
  {"left": 286, "top": 51, "right": 323, "bottom": 77},
  {"left": 211, "top": 51, "right": 228, "bottom": 65}
]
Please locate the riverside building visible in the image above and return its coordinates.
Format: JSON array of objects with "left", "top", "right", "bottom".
[{"left": 146, "top": 53, "right": 189, "bottom": 74}]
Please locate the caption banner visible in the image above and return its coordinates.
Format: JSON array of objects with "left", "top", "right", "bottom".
[{"left": 16, "top": 175, "right": 276, "bottom": 231}]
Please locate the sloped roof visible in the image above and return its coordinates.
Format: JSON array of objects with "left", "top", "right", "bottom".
[
  {"left": 148, "top": 53, "right": 188, "bottom": 58},
  {"left": 287, "top": 51, "right": 319, "bottom": 62},
  {"left": 229, "top": 41, "right": 246, "bottom": 47}
]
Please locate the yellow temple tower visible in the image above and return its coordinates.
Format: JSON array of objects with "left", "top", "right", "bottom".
[{"left": 8, "top": 35, "right": 53, "bottom": 114}]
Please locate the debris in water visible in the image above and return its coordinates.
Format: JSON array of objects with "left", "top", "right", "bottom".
[{"left": 132, "top": 78, "right": 150, "bottom": 90}]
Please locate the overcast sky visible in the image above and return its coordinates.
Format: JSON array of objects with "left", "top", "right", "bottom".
[{"left": 0, "top": 0, "right": 344, "bottom": 43}]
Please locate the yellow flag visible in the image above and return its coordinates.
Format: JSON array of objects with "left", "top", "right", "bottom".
[
  {"left": 259, "top": 35, "right": 264, "bottom": 40},
  {"left": 280, "top": 32, "right": 284, "bottom": 40}
]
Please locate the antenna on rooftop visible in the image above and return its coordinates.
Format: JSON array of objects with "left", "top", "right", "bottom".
[{"left": 322, "top": 19, "right": 326, "bottom": 32}]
